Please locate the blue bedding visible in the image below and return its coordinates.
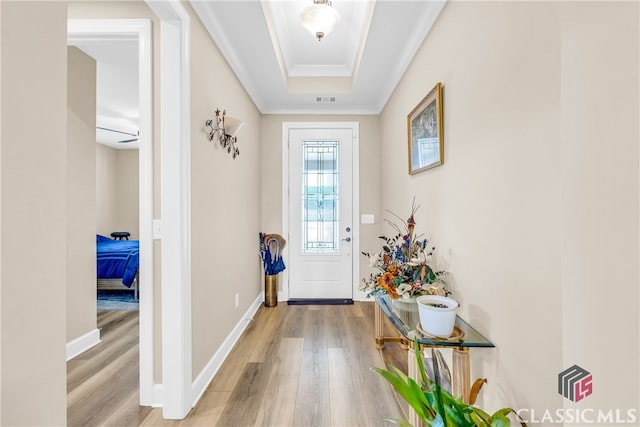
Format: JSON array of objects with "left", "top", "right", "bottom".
[{"left": 96, "top": 235, "right": 139, "bottom": 287}]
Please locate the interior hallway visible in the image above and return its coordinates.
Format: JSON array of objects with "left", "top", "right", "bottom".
[{"left": 68, "top": 302, "right": 407, "bottom": 426}]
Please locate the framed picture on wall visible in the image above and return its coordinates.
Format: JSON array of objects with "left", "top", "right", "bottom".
[{"left": 407, "top": 82, "right": 444, "bottom": 174}]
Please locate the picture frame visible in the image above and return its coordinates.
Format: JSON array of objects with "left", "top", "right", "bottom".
[{"left": 407, "top": 82, "right": 444, "bottom": 174}]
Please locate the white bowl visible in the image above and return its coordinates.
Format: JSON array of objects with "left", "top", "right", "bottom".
[{"left": 416, "top": 295, "right": 459, "bottom": 338}]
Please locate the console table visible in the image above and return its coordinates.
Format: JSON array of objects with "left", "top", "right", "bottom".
[{"left": 375, "top": 295, "right": 494, "bottom": 426}]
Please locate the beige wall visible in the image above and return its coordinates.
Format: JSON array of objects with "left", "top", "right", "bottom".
[
  {"left": 1, "top": 2, "right": 68, "bottom": 425},
  {"left": 67, "top": 46, "right": 98, "bottom": 343},
  {"left": 96, "top": 145, "right": 139, "bottom": 239},
  {"left": 558, "top": 2, "right": 639, "bottom": 417},
  {"left": 260, "top": 114, "right": 382, "bottom": 296},
  {"left": 96, "top": 143, "right": 118, "bottom": 236},
  {"left": 380, "top": 0, "right": 638, "bottom": 420},
  {"left": 187, "top": 0, "right": 263, "bottom": 378},
  {"left": 1, "top": 3, "right": 3, "bottom": 423},
  {"left": 116, "top": 149, "right": 140, "bottom": 238}
]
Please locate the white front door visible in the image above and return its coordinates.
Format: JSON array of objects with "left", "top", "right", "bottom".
[{"left": 286, "top": 124, "right": 356, "bottom": 300}]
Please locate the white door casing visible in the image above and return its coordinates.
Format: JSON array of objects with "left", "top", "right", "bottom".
[
  {"left": 143, "top": 0, "right": 193, "bottom": 419},
  {"left": 282, "top": 122, "right": 360, "bottom": 301}
]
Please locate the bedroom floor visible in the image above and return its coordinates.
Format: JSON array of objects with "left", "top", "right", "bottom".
[
  {"left": 67, "top": 310, "right": 151, "bottom": 426},
  {"left": 67, "top": 302, "right": 407, "bottom": 426},
  {"left": 97, "top": 290, "right": 140, "bottom": 311}
]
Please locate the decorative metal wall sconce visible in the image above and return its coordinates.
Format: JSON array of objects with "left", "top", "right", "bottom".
[{"left": 205, "top": 109, "right": 245, "bottom": 159}]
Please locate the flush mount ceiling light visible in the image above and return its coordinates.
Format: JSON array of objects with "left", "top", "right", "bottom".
[{"left": 300, "top": 0, "right": 341, "bottom": 41}]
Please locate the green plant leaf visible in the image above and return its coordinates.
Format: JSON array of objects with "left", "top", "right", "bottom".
[
  {"left": 381, "top": 417, "right": 414, "bottom": 427},
  {"left": 469, "top": 411, "right": 488, "bottom": 426},
  {"left": 413, "top": 341, "right": 429, "bottom": 386},
  {"left": 470, "top": 406, "right": 492, "bottom": 424},
  {"left": 441, "top": 394, "right": 475, "bottom": 427},
  {"left": 426, "top": 266, "right": 437, "bottom": 282},
  {"left": 493, "top": 408, "right": 528, "bottom": 427},
  {"left": 431, "top": 383, "right": 448, "bottom": 426},
  {"left": 372, "top": 340, "right": 527, "bottom": 427},
  {"left": 490, "top": 413, "right": 510, "bottom": 427},
  {"left": 442, "top": 405, "right": 472, "bottom": 427},
  {"left": 371, "top": 367, "right": 429, "bottom": 421}
]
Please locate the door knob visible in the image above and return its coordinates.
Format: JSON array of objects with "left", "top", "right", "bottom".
[{"left": 341, "top": 237, "right": 351, "bottom": 242}]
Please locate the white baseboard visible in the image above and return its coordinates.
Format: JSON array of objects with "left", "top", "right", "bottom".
[
  {"left": 66, "top": 328, "right": 101, "bottom": 361},
  {"left": 190, "top": 292, "right": 263, "bottom": 407},
  {"left": 151, "top": 384, "right": 164, "bottom": 407}
]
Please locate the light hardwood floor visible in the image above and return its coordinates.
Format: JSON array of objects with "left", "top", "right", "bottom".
[
  {"left": 67, "top": 310, "right": 153, "bottom": 426},
  {"left": 68, "top": 302, "right": 408, "bottom": 427}
]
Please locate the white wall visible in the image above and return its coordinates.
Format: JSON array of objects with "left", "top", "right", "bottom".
[
  {"left": 1, "top": 1, "right": 68, "bottom": 424},
  {"left": 379, "top": 1, "right": 638, "bottom": 422}
]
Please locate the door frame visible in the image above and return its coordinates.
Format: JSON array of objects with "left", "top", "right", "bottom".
[
  {"left": 281, "top": 122, "right": 360, "bottom": 302},
  {"left": 143, "top": 0, "right": 193, "bottom": 419},
  {"left": 145, "top": 0, "right": 196, "bottom": 420},
  {"left": 68, "top": 2, "right": 193, "bottom": 417},
  {"left": 67, "top": 18, "right": 155, "bottom": 407}
]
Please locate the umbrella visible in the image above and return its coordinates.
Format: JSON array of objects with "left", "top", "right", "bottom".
[{"left": 259, "top": 233, "right": 286, "bottom": 275}]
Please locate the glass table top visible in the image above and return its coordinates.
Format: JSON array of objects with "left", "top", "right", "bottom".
[{"left": 375, "top": 294, "right": 495, "bottom": 348}]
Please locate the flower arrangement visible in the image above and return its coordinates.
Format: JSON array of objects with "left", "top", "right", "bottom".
[{"left": 360, "top": 199, "right": 447, "bottom": 300}]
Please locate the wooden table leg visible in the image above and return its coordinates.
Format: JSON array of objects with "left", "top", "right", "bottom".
[
  {"left": 407, "top": 346, "right": 426, "bottom": 427},
  {"left": 452, "top": 347, "right": 470, "bottom": 403},
  {"left": 375, "top": 302, "right": 385, "bottom": 349},
  {"left": 399, "top": 337, "right": 410, "bottom": 350}
]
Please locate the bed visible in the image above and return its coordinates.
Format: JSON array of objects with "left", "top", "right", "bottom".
[{"left": 96, "top": 235, "right": 140, "bottom": 299}]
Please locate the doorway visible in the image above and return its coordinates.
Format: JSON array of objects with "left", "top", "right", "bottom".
[
  {"left": 282, "top": 122, "right": 360, "bottom": 302},
  {"left": 67, "top": 19, "right": 154, "bottom": 406}
]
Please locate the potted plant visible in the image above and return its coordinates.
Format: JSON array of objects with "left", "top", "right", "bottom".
[
  {"left": 372, "top": 342, "right": 526, "bottom": 427},
  {"left": 416, "top": 295, "right": 459, "bottom": 338}
]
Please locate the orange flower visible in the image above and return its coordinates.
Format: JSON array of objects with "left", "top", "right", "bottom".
[
  {"left": 382, "top": 253, "right": 391, "bottom": 264},
  {"left": 378, "top": 272, "right": 399, "bottom": 299},
  {"left": 386, "top": 265, "right": 399, "bottom": 276}
]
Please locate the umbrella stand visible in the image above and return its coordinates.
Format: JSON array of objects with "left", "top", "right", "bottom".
[
  {"left": 264, "top": 274, "right": 278, "bottom": 307},
  {"left": 260, "top": 233, "right": 286, "bottom": 308}
]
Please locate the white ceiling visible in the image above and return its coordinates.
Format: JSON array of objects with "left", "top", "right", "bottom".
[
  {"left": 190, "top": 0, "right": 446, "bottom": 114},
  {"left": 69, "top": 0, "right": 446, "bottom": 150},
  {"left": 72, "top": 40, "right": 140, "bottom": 149}
]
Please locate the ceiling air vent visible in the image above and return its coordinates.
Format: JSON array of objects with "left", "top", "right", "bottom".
[{"left": 316, "top": 96, "right": 336, "bottom": 103}]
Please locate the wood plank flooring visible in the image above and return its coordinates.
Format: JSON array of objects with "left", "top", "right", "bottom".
[
  {"left": 68, "top": 302, "right": 409, "bottom": 427},
  {"left": 67, "top": 310, "right": 153, "bottom": 427}
]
